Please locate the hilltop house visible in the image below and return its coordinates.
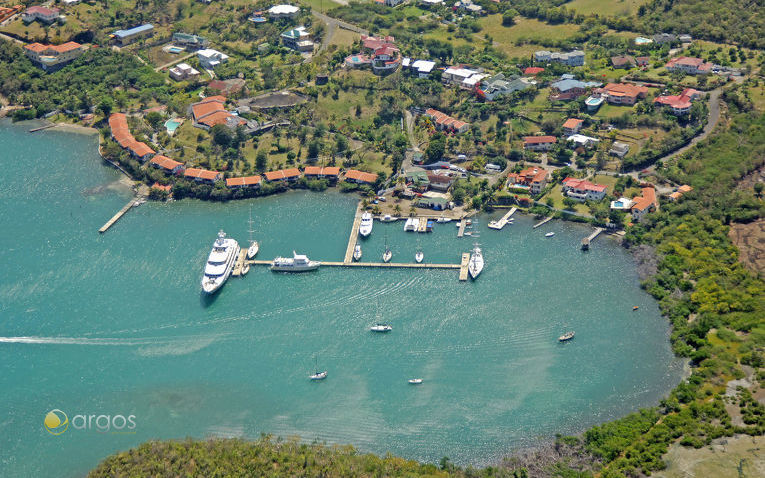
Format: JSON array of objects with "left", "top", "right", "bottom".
[
  {"left": 476, "top": 73, "right": 534, "bottom": 101},
  {"left": 561, "top": 118, "right": 583, "bottom": 136},
  {"left": 522, "top": 135, "right": 556, "bottom": 151},
  {"left": 597, "top": 83, "right": 649, "bottom": 105},
  {"left": 631, "top": 187, "right": 658, "bottom": 222},
  {"left": 534, "top": 50, "right": 585, "bottom": 66},
  {"left": 654, "top": 88, "right": 703, "bottom": 115},
  {"left": 169, "top": 63, "right": 200, "bottom": 81},
  {"left": 665, "top": 56, "right": 714, "bottom": 75},
  {"left": 561, "top": 177, "right": 607, "bottom": 201},
  {"left": 442, "top": 66, "right": 483, "bottom": 88},
  {"left": 402, "top": 58, "right": 436, "bottom": 78},
  {"left": 423, "top": 108, "right": 470, "bottom": 134},
  {"left": 609, "top": 141, "right": 630, "bottom": 158},
  {"left": 112, "top": 24, "right": 154, "bottom": 46},
  {"left": 197, "top": 49, "right": 229, "bottom": 69},
  {"left": 281, "top": 26, "right": 314, "bottom": 52},
  {"left": 507, "top": 167, "right": 549, "bottom": 194},
  {"left": 172, "top": 32, "right": 208, "bottom": 49},
  {"left": 23, "top": 42, "right": 84, "bottom": 71},
  {"left": 22, "top": 6, "right": 59, "bottom": 24}
]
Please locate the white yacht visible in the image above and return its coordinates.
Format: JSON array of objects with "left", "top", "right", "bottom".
[
  {"left": 353, "top": 244, "right": 362, "bottom": 261},
  {"left": 370, "top": 323, "right": 392, "bottom": 332},
  {"left": 404, "top": 217, "right": 416, "bottom": 231},
  {"left": 415, "top": 250, "right": 424, "bottom": 263},
  {"left": 359, "top": 212, "right": 373, "bottom": 237},
  {"left": 271, "top": 251, "right": 320, "bottom": 272},
  {"left": 436, "top": 216, "right": 451, "bottom": 223},
  {"left": 310, "top": 371, "right": 328, "bottom": 380},
  {"left": 545, "top": 232, "right": 555, "bottom": 238},
  {"left": 468, "top": 243, "right": 484, "bottom": 279},
  {"left": 408, "top": 378, "right": 423, "bottom": 385},
  {"left": 201, "top": 230, "right": 240, "bottom": 294},
  {"left": 246, "top": 207, "right": 259, "bottom": 259}
]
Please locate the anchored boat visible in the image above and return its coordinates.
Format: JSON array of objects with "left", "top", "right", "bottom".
[
  {"left": 201, "top": 230, "right": 240, "bottom": 294},
  {"left": 246, "top": 207, "right": 259, "bottom": 259},
  {"left": 408, "top": 378, "right": 423, "bottom": 385},
  {"left": 558, "top": 331, "right": 575, "bottom": 342},
  {"left": 370, "top": 323, "right": 392, "bottom": 332},
  {"left": 382, "top": 234, "right": 392, "bottom": 263}
]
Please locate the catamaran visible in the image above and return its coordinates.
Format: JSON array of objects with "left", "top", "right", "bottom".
[
  {"left": 270, "top": 251, "right": 320, "bottom": 272},
  {"left": 468, "top": 243, "right": 484, "bottom": 279},
  {"left": 246, "top": 206, "right": 259, "bottom": 259},
  {"left": 353, "top": 244, "right": 362, "bottom": 261},
  {"left": 359, "top": 212, "right": 373, "bottom": 237},
  {"left": 201, "top": 230, "right": 240, "bottom": 294}
]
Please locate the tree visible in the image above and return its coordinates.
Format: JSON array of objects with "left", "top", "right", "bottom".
[
  {"left": 211, "top": 125, "right": 232, "bottom": 147},
  {"left": 425, "top": 133, "right": 446, "bottom": 163},
  {"left": 255, "top": 151, "right": 267, "bottom": 172},
  {"left": 97, "top": 97, "right": 113, "bottom": 117},
  {"left": 754, "top": 182, "right": 763, "bottom": 198},
  {"left": 502, "top": 10, "right": 517, "bottom": 26},
  {"left": 145, "top": 111, "right": 164, "bottom": 130}
]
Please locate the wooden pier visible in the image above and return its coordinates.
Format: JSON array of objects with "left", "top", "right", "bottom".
[
  {"left": 249, "top": 260, "right": 461, "bottom": 270},
  {"left": 29, "top": 123, "right": 57, "bottom": 133},
  {"left": 457, "top": 218, "right": 467, "bottom": 237},
  {"left": 581, "top": 227, "right": 604, "bottom": 250},
  {"left": 532, "top": 216, "right": 553, "bottom": 229},
  {"left": 98, "top": 199, "right": 136, "bottom": 233},
  {"left": 231, "top": 248, "right": 249, "bottom": 276},
  {"left": 417, "top": 217, "right": 428, "bottom": 232},
  {"left": 459, "top": 253, "right": 470, "bottom": 281},
  {"left": 488, "top": 207, "right": 517, "bottom": 230},
  {"left": 343, "top": 204, "right": 364, "bottom": 263}
]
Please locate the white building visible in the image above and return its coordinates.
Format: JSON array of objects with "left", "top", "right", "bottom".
[
  {"left": 405, "top": 59, "right": 436, "bottom": 78},
  {"left": 442, "top": 66, "right": 482, "bottom": 88},
  {"left": 534, "top": 50, "right": 585, "bottom": 66},
  {"left": 197, "top": 49, "right": 229, "bottom": 69},
  {"left": 267, "top": 4, "right": 300, "bottom": 19},
  {"left": 169, "top": 63, "right": 200, "bottom": 81},
  {"left": 567, "top": 134, "right": 599, "bottom": 149}
]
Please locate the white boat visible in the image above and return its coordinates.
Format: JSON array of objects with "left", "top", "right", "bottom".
[
  {"left": 404, "top": 218, "right": 416, "bottom": 232},
  {"left": 558, "top": 331, "right": 575, "bottom": 342},
  {"left": 545, "top": 232, "right": 555, "bottom": 238},
  {"left": 270, "top": 251, "right": 320, "bottom": 272},
  {"left": 310, "top": 371, "right": 328, "bottom": 380},
  {"left": 201, "top": 230, "right": 240, "bottom": 294},
  {"left": 359, "top": 212, "right": 373, "bottom": 237},
  {"left": 408, "top": 378, "right": 423, "bottom": 385},
  {"left": 246, "top": 207, "right": 259, "bottom": 259},
  {"left": 415, "top": 251, "right": 424, "bottom": 263},
  {"left": 468, "top": 243, "right": 484, "bottom": 279},
  {"left": 381, "top": 214, "right": 396, "bottom": 222},
  {"left": 370, "top": 323, "right": 392, "bottom": 332},
  {"left": 353, "top": 244, "right": 362, "bottom": 261},
  {"left": 412, "top": 218, "right": 420, "bottom": 231},
  {"left": 436, "top": 216, "right": 452, "bottom": 223},
  {"left": 488, "top": 221, "right": 501, "bottom": 230},
  {"left": 382, "top": 235, "right": 392, "bottom": 262}
]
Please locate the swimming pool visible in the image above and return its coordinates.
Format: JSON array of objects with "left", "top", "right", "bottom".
[
  {"left": 167, "top": 47, "right": 184, "bottom": 54},
  {"left": 164, "top": 119, "right": 182, "bottom": 134}
]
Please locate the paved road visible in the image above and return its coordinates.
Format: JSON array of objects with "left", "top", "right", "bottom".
[{"left": 0, "top": 31, "right": 24, "bottom": 45}]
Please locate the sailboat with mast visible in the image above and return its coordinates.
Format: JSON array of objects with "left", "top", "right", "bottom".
[
  {"left": 246, "top": 206, "right": 259, "bottom": 260},
  {"left": 415, "top": 237, "right": 423, "bottom": 263},
  {"left": 309, "top": 356, "right": 327, "bottom": 380},
  {"left": 468, "top": 242, "right": 484, "bottom": 279},
  {"left": 382, "top": 233, "right": 392, "bottom": 263}
]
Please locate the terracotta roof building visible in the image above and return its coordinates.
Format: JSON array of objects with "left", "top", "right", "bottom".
[
  {"left": 665, "top": 56, "right": 714, "bottom": 75},
  {"left": 507, "top": 167, "right": 549, "bottom": 194},
  {"left": 522, "top": 135, "right": 557, "bottom": 151},
  {"left": 561, "top": 118, "right": 583, "bottom": 136},
  {"left": 631, "top": 187, "right": 658, "bottom": 222},
  {"left": 108, "top": 113, "right": 155, "bottom": 161},
  {"left": 561, "top": 177, "right": 607, "bottom": 201},
  {"left": 598, "top": 83, "right": 649, "bottom": 105},
  {"left": 24, "top": 41, "right": 85, "bottom": 71},
  {"left": 149, "top": 155, "right": 184, "bottom": 174},
  {"left": 344, "top": 169, "right": 378, "bottom": 184},
  {"left": 190, "top": 96, "right": 246, "bottom": 130},
  {"left": 184, "top": 168, "right": 221, "bottom": 184},
  {"left": 264, "top": 168, "right": 301, "bottom": 182},
  {"left": 226, "top": 175, "right": 262, "bottom": 188},
  {"left": 423, "top": 108, "right": 470, "bottom": 134},
  {"left": 303, "top": 166, "right": 340, "bottom": 180}
]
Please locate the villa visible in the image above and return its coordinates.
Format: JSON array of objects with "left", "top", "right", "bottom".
[
  {"left": 610, "top": 197, "right": 633, "bottom": 210},
  {"left": 550, "top": 76, "right": 601, "bottom": 101},
  {"left": 597, "top": 83, "right": 649, "bottom": 105},
  {"left": 534, "top": 50, "right": 585, "bottom": 66},
  {"left": 426, "top": 171, "right": 456, "bottom": 192},
  {"left": 184, "top": 168, "right": 222, "bottom": 184},
  {"left": 190, "top": 96, "right": 246, "bottom": 130},
  {"left": 665, "top": 56, "right": 714, "bottom": 75},
  {"left": 23, "top": 42, "right": 85, "bottom": 71},
  {"left": 611, "top": 55, "right": 636, "bottom": 69},
  {"left": 631, "top": 187, "right": 658, "bottom": 222},
  {"left": 361, "top": 35, "right": 395, "bottom": 51},
  {"left": 267, "top": 4, "right": 300, "bottom": 19},
  {"left": 476, "top": 73, "right": 535, "bottom": 101},
  {"left": 303, "top": 166, "right": 340, "bottom": 181},
  {"left": 172, "top": 32, "right": 209, "bottom": 50},
  {"left": 402, "top": 58, "right": 436, "bottom": 78},
  {"left": 112, "top": 24, "right": 154, "bottom": 46},
  {"left": 108, "top": 113, "right": 155, "bottom": 162},
  {"left": 454, "top": 0, "right": 483, "bottom": 14},
  {"left": 522, "top": 136, "right": 556, "bottom": 151},
  {"left": 371, "top": 45, "right": 401, "bottom": 75},
  {"left": 567, "top": 134, "right": 599, "bottom": 149},
  {"left": 423, "top": 108, "right": 470, "bottom": 134},
  {"left": 345, "top": 36, "right": 401, "bottom": 75},
  {"left": 150, "top": 155, "right": 184, "bottom": 174},
  {"left": 442, "top": 66, "right": 483, "bottom": 88},
  {"left": 197, "top": 49, "right": 229, "bottom": 69},
  {"left": 344, "top": 169, "right": 378, "bottom": 185},
  {"left": 609, "top": 141, "right": 631, "bottom": 158},
  {"left": 561, "top": 118, "right": 583, "bottom": 136},
  {"left": 507, "top": 167, "right": 549, "bottom": 194},
  {"left": 168, "top": 63, "right": 200, "bottom": 81},
  {"left": 22, "top": 6, "right": 59, "bottom": 24},
  {"left": 264, "top": 168, "right": 301, "bottom": 182},
  {"left": 281, "top": 26, "right": 314, "bottom": 52},
  {"left": 654, "top": 88, "right": 703, "bottom": 115},
  {"left": 562, "top": 177, "right": 607, "bottom": 201},
  {"left": 226, "top": 175, "right": 262, "bottom": 189}
]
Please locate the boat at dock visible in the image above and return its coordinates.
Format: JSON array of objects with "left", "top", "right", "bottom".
[
  {"left": 201, "top": 230, "right": 240, "bottom": 294},
  {"left": 382, "top": 234, "right": 392, "bottom": 263},
  {"left": 359, "top": 212, "right": 373, "bottom": 237},
  {"left": 415, "top": 250, "right": 424, "bottom": 263},
  {"left": 381, "top": 214, "right": 396, "bottom": 222},
  {"left": 425, "top": 219, "right": 434, "bottom": 232},
  {"left": 246, "top": 207, "right": 259, "bottom": 259},
  {"left": 270, "top": 251, "right": 320, "bottom": 272},
  {"left": 468, "top": 243, "right": 484, "bottom": 279},
  {"left": 558, "top": 331, "right": 575, "bottom": 342},
  {"left": 408, "top": 378, "right": 423, "bottom": 385},
  {"left": 437, "top": 216, "right": 451, "bottom": 223},
  {"left": 404, "top": 217, "right": 416, "bottom": 231},
  {"left": 353, "top": 244, "right": 362, "bottom": 261},
  {"left": 370, "top": 323, "right": 392, "bottom": 332}
]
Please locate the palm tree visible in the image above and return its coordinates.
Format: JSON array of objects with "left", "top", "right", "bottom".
[
  {"left": 394, "top": 204, "right": 402, "bottom": 216},
  {"left": 409, "top": 205, "right": 416, "bottom": 217}
]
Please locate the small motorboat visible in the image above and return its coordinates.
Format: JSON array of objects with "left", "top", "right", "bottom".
[
  {"left": 241, "top": 263, "right": 250, "bottom": 275},
  {"left": 415, "top": 250, "right": 424, "bottom": 263},
  {"left": 381, "top": 214, "right": 395, "bottom": 222},
  {"left": 408, "top": 378, "right": 423, "bottom": 385},
  {"left": 437, "top": 216, "right": 451, "bottom": 223},
  {"left": 545, "top": 232, "right": 555, "bottom": 237},
  {"left": 353, "top": 244, "right": 362, "bottom": 261},
  {"left": 370, "top": 323, "right": 392, "bottom": 332},
  {"left": 309, "top": 371, "right": 328, "bottom": 380},
  {"left": 558, "top": 331, "right": 575, "bottom": 342},
  {"left": 632, "top": 306, "right": 639, "bottom": 311},
  {"left": 247, "top": 207, "right": 259, "bottom": 259}
]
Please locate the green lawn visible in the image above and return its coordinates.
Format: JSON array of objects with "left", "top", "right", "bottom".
[
  {"left": 476, "top": 16, "right": 579, "bottom": 59},
  {"left": 543, "top": 184, "right": 590, "bottom": 214},
  {"left": 566, "top": 0, "right": 649, "bottom": 16}
]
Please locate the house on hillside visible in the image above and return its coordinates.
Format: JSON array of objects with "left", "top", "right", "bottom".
[
  {"left": 522, "top": 136, "right": 556, "bottom": 151},
  {"left": 597, "top": 83, "right": 649, "bottom": 105},
  {"left": 423, "top": 108, "right": 470, "bottom": 134},
  {"left": 112, "top": 24, "right": 154, "bottom": 46},
  {"left": 476, "top": 73, "right": 534, "bottom": 101},
  {"left": 184, "top": 168, "right": 221, "bottom": 184},
  {"left": 567, "top": 134, "right": 599, "bottom": 149},
  {"left": 304, "top": 166, "right": 340, "bottom": 182},
  {"left": 197, "top": 49, "right": 229, "bottom": 69},
  {"left": 264, "top": 168, "right": 301, "bottom": 183},
  {"left": 549, "top": 77, "right": 601, "bottom": 101},
  {"left": 665, "top": 56, "right": 714, "bottom": 75},
  {"left": 267, "top": 4, "right": 300, "bottom": 19},
  {"left": 609, "top": 141, "right": 630, "bottom": 158},
  {"left": 344, "top": 169, "right": 378, "bottom": 185},
  {"left": 172, "top": 32, "right": 209, "bottom": 49},
  {"left": 561, "top": 118, "right": 583, "bottom": 136},
  {"left": 562, "top": 177, "right": 607, "bottom": 201},
  {"left": 22, "top": 6, "right": 60, "bottom": 24},
  {"left": 281, "top": 26, "right": 314, "bottom": 52},
  {"left": 507, "top": 167, "right": 549, "bottom": 194},
  {"left": 24, "top": 42, "right": 85, "bottom": 71},
  {"left": 226, "top": 175, "right": 262, "bottom": 189},
  {"left": 611, "top": 55, "right": 636, "bottom": 69},
  {"left": 534, "top": 50, "right": 585, "bottom": 66},
  {"left": 169, "top": 63, "right": 200, "bottom": 81},
  {"left": 631, "top": 187, "right": 658, "bottom": 222},
  {"left": 190, "top": 96, "right": 246, "bottom": 130},
  {"left": 654, "top": 88, "right": 703, "bottom": 115}
]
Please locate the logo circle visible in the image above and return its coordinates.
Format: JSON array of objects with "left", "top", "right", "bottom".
[{"left": 44, "top": 409, "right": 68, "bottom": 435}]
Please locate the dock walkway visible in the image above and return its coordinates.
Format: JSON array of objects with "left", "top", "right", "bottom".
[
  {"left": 249, "top": 260, "right": 461, "bottom": 270},
  {"left": 457, "top": 218, "right": 467, "bottom": 237},
  {"left": 459, "top": 253, "right": 470, "bottom": 281},
  {"left": 343, "top": 203, "right": 363, "bottom": 264},
  {"left": 532, "top": 216, "right": 553, "bottom": 229},
  {"left": 99, "top": 199, "right": 135, "bottom": 233},
  {"left": 231, "top": 248, "right": 249, "bottom": 276},
  {"left": 581, "top": 227, "right": 604, "bottom": 250},
  {"left": 488, "top": 207, "right": 517, "bottom": 230},
  {"left": 417, "top": 217, "right": 428, "bottom": 232}
]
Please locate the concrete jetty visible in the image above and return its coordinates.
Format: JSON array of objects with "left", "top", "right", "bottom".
[
  {"left": 249, "top": 260, "right": 460, "bottom": 270},
  {"left": 458, "top": 253, "right": 470, "bottom": 281},
  {"left": 98, "top": 199, "right": 136, "bottom": 233},
  {"left": 417, "top": 217, "right": 428, "bottom": 232},
  {"left": 457, "top": 218, "right": 467, "bottom": 237},
  {"left": 231, "top": 248, "right": 249, "bottom": 276},
  {"left": 488, "top": 207, "right": 517, "bottom": 230},
  {"left": 343, "top": 203, "right": 364, "bottom": 263},
  {"left": 29, "top": 124, "right": 57, "bottom": 133},
  {"left": 532, "top": 216, "right": 553, "bottom": 229},
  {"left": 581, "top": 227, "right": 604, "bottom": 250}
]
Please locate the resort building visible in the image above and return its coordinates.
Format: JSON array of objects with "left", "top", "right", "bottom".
[
  {"left": 567, "top": 134, "right": 599, "bottom": 149},
  {"left": 654, "top": 88, "right": 703, "bottom": 115},
  {"left": 507, "top": 167, "right": 549, "bottom": 194},
  {"left": 267, "top": 4, "right": 300, "bottom": 19},
  {"left": 112, "top": 24, "right": 154, "bottom": 46},
  {"left": 226, "top": 175, "right": 262, "bottom": 189},
  {"left": 108, "top": 113, "right": 155, "bottom": 162},
  {"left": 303, "top": 166, "right": 340, "bottom": 181},
  {"left": 190, "top": 96, "right": 246, "bottom": 130},
  {"left": 197, "top": 49, "right": 229, "bottom": 69},
  {"left": 668, "top": 184, "right": 693, "bottom": 201},
  {"left": 561, "top": 177, "right": 607, "bottom": 201},
  {"left": 609, "top": 141, "right": 630, "bottom": 158},
  {"left": 150, "top": 155, "right": 184, "bottom": 174},
  {"left": 631, "top": 187, "right": 658, "bottom": 222},
  {"left": 264, "top": 168, "right": 301, "bottom": 182},
  {"left": 522, "top": 135, "right": 556, "bottom": 151},
  {"left": 423, "top": 108, "right": 470, "bottom": 134},
  {"left": 476, "top": 73, "right": 535, "bottom": 101},
  {"left": 534, "top": 50, "right": 585, "bottom": 66},
  {"left": 184, "top": 168, "right": 222, "bottom": 184},
  {"left": 344, "top": 169, "right": 378, "bottom": 185},
  {"left": 597, "top": 83, "right": 649, "bottom": 105},
  {"left": 665, "top": 56, "right": 714, "bottom": 75},
  {"left": 172, "top": 32, "right": 209, "bottom": 49},
  {"left": 23, "top": 42, "right": 85, "bottom": 71},
  {"left": 22, "top": 6, "right": 60, "bottom": 24},
  {"left": 168, "top": 63, "right": 200, "bottom": 81},
  {"left": 561, "top": 118, "right": 583, "bottom": 136},
  {"left": 281, "top": 26, "right": 314, "bottom": 52}
]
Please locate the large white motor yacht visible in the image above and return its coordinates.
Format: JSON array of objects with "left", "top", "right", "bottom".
[
  {"left": 468, "top": 243, "right": 484, "bottom": 279},
  {"left": 359, "top": 212, "right": 373, "bottom": 237},
  {"left": 201, "top": 230, "right": 240, "bottom": 294},
  {"left": 270, "top": 251, "right": 321, "bottom": 272}
]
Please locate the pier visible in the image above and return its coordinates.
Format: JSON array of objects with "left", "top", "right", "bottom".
[
  {"left": 417, "top": 218, "right": 428, "bottom": 232},
  {"left": 249, "top": 260, "right": 461, "bottom": 270},
  {"left": 29, "top": 123, "right": 57, "bottom": 133},
  {"left": 343, "top": 203, "right": 364, "bottom": 263},
  {"left": 98, "top": 199, "right": 136, "bottom": 233},
  {"left": 459, "top": 253, "right": 470, "bottom": 281},
  {"left": 581, "top": 227, "right": 604, "bottom": 250},
  {"left": 457, "top": 218, "right": 467, "bottom": 237},
  {"left": 532, "top": 216, "right": 553, "bottom": 229},
  {"left": 488, "top": 207, "right": 517, "bottom": 230},
  {"left": 231, "top": 248, "right": 249, "bottom": 276}
]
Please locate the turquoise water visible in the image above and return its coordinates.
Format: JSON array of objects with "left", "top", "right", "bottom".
[
  {"left": 164, "top": 119, "right": 181, "bottom": 133},
  {"left": 0, "top": 120, "right": 684, "bottom": 476}
]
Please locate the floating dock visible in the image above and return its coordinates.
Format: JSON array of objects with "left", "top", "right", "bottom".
[
  {"left": 581, "top": 227, "right": 604, "bottom": 250},
  {"left": 343, "top": 204, "right": 364, "bottom": 263},
  {"left": 532, "top": 216, "right": 553, "bottom": 229},
  {"left": 231, "top": 248, "right": 249, "bottom": 276},
  {"left": 488, "top": 207, "right": 517, "bottom": 230},
  {"left": 98, "top": 199, "right": 136, "bottom": 233},
  {"left": 458, "top": 253, "right": 470, "bottom": 281},
  {"left": 29, "top": 124, "right": 57, "bottom": 133},
  {"left": 457, "top": 218, "right": 467, "bottom": 237},
  {"left": 417, "top": 218, "right": 428, "bottom": 232}
]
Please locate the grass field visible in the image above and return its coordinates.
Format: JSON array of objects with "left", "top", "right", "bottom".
[
  {"left": 476, "top": 15, "right": 579, "bottom": 59},
  {"left": 543, "top": 184, "right": 590, "bottom": 214},
  {"left": 565, "top": 0, "right": 649, "bottom": 16},
  {"left": 328, "top": 27, "right": 359, "bottom": 48}
]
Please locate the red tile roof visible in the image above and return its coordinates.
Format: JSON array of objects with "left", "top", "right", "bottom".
[
  {"left": 508, "top": 167, "right": 549, "bottom": 185},
  {"left": 151, "top": 183, "right": 172, "bottom": 192},
  {"left": 150, "top": 155, "right": 183, "bottom": 171},
  {"left": 523, "top": 135, "right": 556, "bottom": 144},
  {"left": 303, "top": 166, "right": 340, "bottom": 177},
  {"left": 523, "top": 67, "right": 544, "bottom": 75},
  {"left": 345, "top": 169, "right": 378, "bottom": 184},
  {"left": 601, "top": 83, "right": 649, "bottom": 98},
  {"left": 264, "top": 168, "right": 301, "bottom": 181},
  {"left": 184, "top": 168, "right": 220, "bottom": 181},
  {"left": 25, "top": 6, "right": 59, "bottom": 16},
  {"left": 226, "top": 175, "right": 262, "bottom": 187},
  {"left": 562, "top": 177, "right": 607, "bottom": 193},
  {"left": 632, "top": 187, "right": 657, "bottom": 212},
  {"left": 562, "top": 118, "right": 583, "bottom": 130},
  {"left": 126, "top": 140, "right": 155, "bottom": 157}
]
